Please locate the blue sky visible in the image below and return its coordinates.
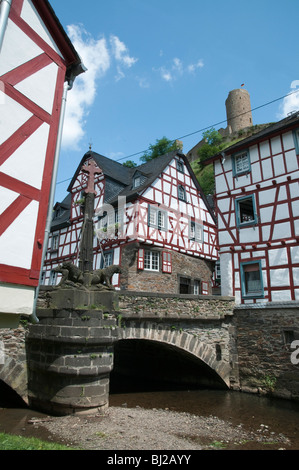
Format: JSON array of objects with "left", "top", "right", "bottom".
[{"left": 50, "top": 0, "right": 299, "bottom": 203}]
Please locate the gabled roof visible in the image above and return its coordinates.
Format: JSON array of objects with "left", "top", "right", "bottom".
[
  {"left": 203, "top": 111, "right": 299, "bottom": 165},
  {"left": 58, "top": 148, "right": 216, "bottom": 226}
]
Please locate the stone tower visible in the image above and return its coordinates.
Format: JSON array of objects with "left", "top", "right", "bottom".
[{"left": 225, "top": 88, "right": 253, "bottom": 134}]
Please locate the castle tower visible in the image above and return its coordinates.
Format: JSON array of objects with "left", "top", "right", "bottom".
[{"left": 225, "top": 88, "right": 253, "bottom": 134}]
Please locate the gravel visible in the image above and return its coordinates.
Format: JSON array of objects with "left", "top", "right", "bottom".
[{"left": 34, "top": 406, "right": 290, "bottom": 450}]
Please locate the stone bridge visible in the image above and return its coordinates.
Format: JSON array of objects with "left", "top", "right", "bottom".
[
  {"left": 1, "top": 288, "right": 298, "bottom": 415},
  {"left": 0, "top": 289, "right": 237, "bottom": 414}
]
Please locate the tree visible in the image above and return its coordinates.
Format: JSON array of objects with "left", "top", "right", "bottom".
[
  {"left": 123, "top": 160, "right": 137, "bottom": 168},
  {"left": 197, "top": 128, "right": 225, "bottom": 164},
  {"left": 140, "top": 136, "right": 182, "bottom": 163}
]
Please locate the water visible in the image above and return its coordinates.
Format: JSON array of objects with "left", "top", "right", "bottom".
[
  {"left": 1, "top": 389, "right": 299, "bottom": 449},
  {"left": 110, "top": 389, "right": 299, "bottom": 449}
]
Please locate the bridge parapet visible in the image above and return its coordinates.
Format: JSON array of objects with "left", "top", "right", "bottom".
[{"left": 118, "top": 292, "right": 235, "bottom": 320}]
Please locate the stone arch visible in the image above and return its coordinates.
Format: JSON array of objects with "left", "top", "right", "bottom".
[
  {"left": 118, "top": 322, "right": 231, "bottom": 387},
  {"left": 0, "top": 357, "right": 28, "bottom": 404}
]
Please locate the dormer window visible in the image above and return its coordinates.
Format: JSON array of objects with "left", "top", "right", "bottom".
[
  {"left": 232, "top": 150, "right": 250, "bottom": 176},
  {"left": 133, "top": 175, "right": 141, "bottom": 188}
]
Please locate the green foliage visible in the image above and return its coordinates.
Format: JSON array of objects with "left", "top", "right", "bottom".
[
  {"left": 141, "top": 136, "right": 181, "bottom": 163},
  {"left": 195, "top": 164, "right": 215, "bottom": 195},
  {"left": 123, "top": 160, "right": 137, "bottom": 168},
  {"left": 0, "top": 433, "right": 77, "bottom": 450},
  {"left": 197, "top": 128, "right": 225, "bottom": 164}
]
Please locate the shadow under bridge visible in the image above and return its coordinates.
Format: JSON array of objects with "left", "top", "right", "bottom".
[{"left": 110, "top": 321, "right": 232, "bottom": 393}]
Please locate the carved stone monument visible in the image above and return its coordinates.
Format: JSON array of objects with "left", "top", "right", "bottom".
[{"left": 27, "top": 158, "right": 120, "bottom": 416}]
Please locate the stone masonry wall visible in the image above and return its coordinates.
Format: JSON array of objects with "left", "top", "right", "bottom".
[
  {"left": 119, "top": 243, "right": 215, "bottom": 295},
  {"left": 0, "top": 323, "right": 28, "bottom": 402},
  {"left": 235, "top": 302, "right": 299, "bottom": 400},
  {"left": 118, "top": 292, "right": 238, "bottom": 388}
]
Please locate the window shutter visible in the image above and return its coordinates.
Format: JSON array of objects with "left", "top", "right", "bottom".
[
  {"left": 162, "top": 251, "right": 172, "bottom": 273},
  {"left": 201, "top": 281, "right": 209, "bottom": 295},
  {"left": 138, "top": 249, "right": 144, "bottom": 270}
]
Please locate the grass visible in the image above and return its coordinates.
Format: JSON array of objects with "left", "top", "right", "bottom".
[{"left": 0, "top": 432, "right": 79, "bottom": 450}]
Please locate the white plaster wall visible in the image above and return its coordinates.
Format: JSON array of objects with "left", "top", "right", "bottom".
[
  {"left": 268, "top": 248, "right": 288, "bottom": 266},
  {"left": 15, "top": 62, "right": 58, "bottom": 114},
  {"left": 0, "top": 284, "right": 35, "bottom": 315},
  {"left": 0, "top": 201, "right": 39, "bottom": 269},
  {"left": 0, "top": 19, "right": 43, "bottom": 76},
  {"left": 270, "top": 268, "right": 290, "bottom": 287},
  {"left": 1, "top": 123, "right": 50, "bottom": 189},
  {"left": 0, "top": 92, "right": 32, "bottom": 145},
  {"left": 21, "top": 0, "right": 63, "bottom": 57},
  {"left": 220, "top": 252, "right": 233, "bottom": 297}
]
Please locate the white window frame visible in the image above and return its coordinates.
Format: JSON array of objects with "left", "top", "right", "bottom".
[
  {"left": 189, "top": 220, "right": 203, "bottom": 242},
  {"left": 177, "top": 160, "right": 184, "bottom": 173},
  {"left": 148, "top": 205, "right": 168, "bottom": 231},
  {"left": 102, "top": 251, "right": 113, "bottom": 268},
  {"left": 51, "top": 233, "right": 59, "bottom": 251},
  {"left": 193, "top": 279, "right": 200, "bottom": 295},
  {"left": 144, "top": 250, "right": 159, "bottom": 271},
  {"left": 232, "top": 150, "right": 250, "bottom": 176},
  {"left": 178, "top": 185, "right": 187, "bottom": 202},
  {"left": 49, "top": 270, "right": 57, "bottom": 286},
  {"left": 133, "top": 175, "right": 141, "bottom": 188}
]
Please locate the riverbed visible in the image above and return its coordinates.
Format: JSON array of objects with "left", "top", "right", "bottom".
[{"left": 0, "top": 389, "right": 298, "bottom": 450}]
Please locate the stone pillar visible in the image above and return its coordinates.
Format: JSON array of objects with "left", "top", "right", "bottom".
[{"left": 26, "top": 290, "right": 119, "bottom": 415}]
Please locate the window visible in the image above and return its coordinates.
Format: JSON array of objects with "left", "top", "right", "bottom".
[
  {"left": 49, "top": 270, "right": 57, "bottom": 286},
  {"left": 162, "top": 251, "right": 172, "bottom": 273},
  {"left": 177, "top": 160, "right": 184, "bottom": 173},
  {"left": 179, "top": 276, "right": 191, "bottom": 294},
  {"left": 293, "top": 129, "right": 299, "bottom": 155},
  {"left": 240, "top": 261, "right": 264, "bottom": 298},
  {"left": 148, "top": 205, "right": 168, "bottom": 231},
  {"left": 51, "top": 233, "right": 59, "bottom": 251},
  {"left": 215, "top": 261, "right": 221, "bottom": 280},
  {"left": 232, "top": 150, "right": 250, "bottom": 176},
  {"left": 133, "top": 176, "right": 141, "bottom": 188},
  {"left": 144, "top": 250, "right": 159, "bottom": 271},
  {"left": 189, "top": 220, "right": 203, "bottom": 242},
  {"left": 193, "top": 279, "right": 200, "bottom": 295},
  {"left": 178, "top": 185, "right": 187, "bottom": 202},
  {"left": 102, "top": 251, "right": 113, "bottom": 267},
  {"left": 235, "top": 195, "right": 257, "bottom": 227},
  {"left": 40, "top": 271, "right": 46, "bottom": 285}
]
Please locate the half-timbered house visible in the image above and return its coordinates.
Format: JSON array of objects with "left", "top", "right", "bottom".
[
  {"left": 205, "top": 112, "right": 299, "bottom": 304},
  {"left": 0, "top": 0, "right": 83, "bottom": 326},
  {"left": 44, "top": 150, "right": 218, "bottom": 295}
]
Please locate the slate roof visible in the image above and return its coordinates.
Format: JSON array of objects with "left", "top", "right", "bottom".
[{"left": 51, "top": 149, "right": 215, "bottom": 231}]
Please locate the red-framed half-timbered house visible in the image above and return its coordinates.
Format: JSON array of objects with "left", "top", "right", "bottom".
[
  {"left": 0, "top": 0, "right": 83, "bottom": 326},
  {"left": 44, "top": 150, "right": 218, "bottom": 295},
  {"left": 205, "top": 112, "right": 299, "bottom": 304}
]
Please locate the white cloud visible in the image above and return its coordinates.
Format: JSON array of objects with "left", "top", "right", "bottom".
[
  {"left": 188, "top": 59, "right": 204, "bottom": 73},
  {"left": 279, "top": 81, "right": 299, "bottom": 119},
  {"left": 62, "top": 25, "right": 110, "bottom": 150},
  {"left": 157, "top": 57, "right": 204, "bottom": 82},
  {"left": 110, "top": 34, "right": 138, "bottom": 79},
  {"left": 61, "top": 27, "right": 138, "bottom": 150}
]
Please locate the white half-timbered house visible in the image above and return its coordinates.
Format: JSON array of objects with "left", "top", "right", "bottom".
[
  {"left": 0, "top": 0, "right": 83, "bottom": 326},
  {"left": 205, "top": 112, "right": 299, "bottom": 304},
  {"left": 44, "top": 150, "right": 218, "bottom": 295}
]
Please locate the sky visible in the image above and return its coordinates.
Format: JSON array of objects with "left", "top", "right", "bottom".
[{"left": 49, "top": 0, "right": 299, "bottom": 203}]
